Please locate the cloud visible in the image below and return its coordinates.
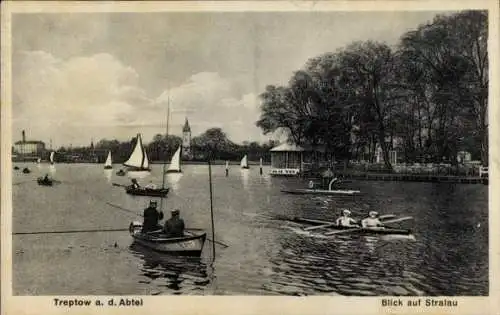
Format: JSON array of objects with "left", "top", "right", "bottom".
[
  {"left": 151, "top": 73, "right": 267, "bottom": 143},
  {"left": 12, "top": 51, "right": 151, "bottom": 145},
  {"left": 12, "top": 52, "right": 268, "bottom": 146}
]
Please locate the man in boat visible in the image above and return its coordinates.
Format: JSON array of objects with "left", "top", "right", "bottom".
[
  {"left": 361, "top": 211, "right": 384, "bottom": 228},
  {"left": 145, "top": 181, "right": 157, "bottom": 189},
  {"left": 163, "top": 209, "right": 185, "bottom": 238},
  {"left": 142, "top": 200, "right": 164, "bottom": 233},
  {"left": 335, "top": 209, "right": 359, "bottom": 227},
  {"left": 130, "top": 178, "right": 140, "bottom": 189}
]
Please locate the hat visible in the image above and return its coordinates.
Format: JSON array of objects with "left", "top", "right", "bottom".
[
  {"left": 171, "top": 209, "right": 180, "bottom": 215},
  {"left": 369, "top": 211, "right": 378, "bottom": 217},
  {"left": 342, "top": 209, "right": 351, "bottom": 215},
  {"left": 149, "top": 200, "right": 157, "bottom": 206}
]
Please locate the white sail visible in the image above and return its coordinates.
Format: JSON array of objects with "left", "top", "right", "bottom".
[
  {"left": 167, "top": 146, "right": 182, "bottom": 172},
  {"left": 123, "top": 134, "right": 149, "bottom": 170},
  {"left": 50, "top": 152, "right": 55, "bottom": 164},
  {"left": 104, "top": 151, "right": 112, "bottom": 168},
  {"left": 37, "top": 158, "right": 41, "bottom": 164},
  {"left": 240, "top": 155, "right": 249, "bottom": 168}
]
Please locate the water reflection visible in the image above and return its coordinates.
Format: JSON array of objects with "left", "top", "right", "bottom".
[
  {"left": 167, "top": 173, "right": 183, "bottom": 192},
  {"left": 104, "top": 169, "right": 112, "bottom": 183},
  {"left": 241, "top": 169, "right": 249, "bottom": 191},
  {"left": 127, "top": 171, "right": 150, "bottom": 180},
  {"left": 49, "top": 165, "right": 56, "bottom": 175},
  {"left": 129, "top": 243, "right": 211, "bottom": 294}
]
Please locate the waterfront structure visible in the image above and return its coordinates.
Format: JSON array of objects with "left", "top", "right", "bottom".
[
  {"left": 182, "top": 118, "right": 192, "bottom": 159},
  {"left": 269, "top": 143, "right": 332, "bottom": 176},
  {"left": 13, "top": 130, "right": 45, "bottom": 159}
]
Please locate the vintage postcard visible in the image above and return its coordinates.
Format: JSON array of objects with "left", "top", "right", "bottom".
[{"left": 1, "top": 1, "right": 499, "bottom": 314}]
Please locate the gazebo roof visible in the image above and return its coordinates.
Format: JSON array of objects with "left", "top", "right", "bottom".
[{"left": 270, "top": 143, "right": 327, "bottom": 152}]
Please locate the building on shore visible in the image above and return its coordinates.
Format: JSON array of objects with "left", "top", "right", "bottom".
[
  {"left": 269, "top": 143, "right": 333, "bottom": 176},
  {"left": 13, "top": 130, "right": 46, "bottom": 161}
]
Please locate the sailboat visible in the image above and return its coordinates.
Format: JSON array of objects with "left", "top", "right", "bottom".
[
  {"left": 123, "top": 134, "right": 150, "bottom": 172},
  {"left": 165, "top": 146, "right": 182, "bottom": 173},
  {"left": 104, "top": 151, "right": 113, "bottom": 169},
  {"left": 50, "top": 152, "right": 55, "bottom": 165},
  {"left": 240, "top": 155, "right": 249, "bottom": 169}
]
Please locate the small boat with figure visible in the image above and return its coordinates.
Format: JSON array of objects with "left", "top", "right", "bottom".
[
  {"left": 37, "top": 175, "right": 53, "bottom": 186},
  {"left": 14, "top": 166, "right": 19, "bottom": 170},
  {"left": 129, "top": 221, "right": 206, "bottom": 256},
  {"left": 125, "top": 185, "right": 170, "bottom": 197},
  {"left": 281, "top": 178, "right": 361, "bottom": 195},
  {"left": 22, "top": 167, "right": 31, "bottom": 174},
  {"left": 116, "top": 169, "right": 126, "bottom": 176}
]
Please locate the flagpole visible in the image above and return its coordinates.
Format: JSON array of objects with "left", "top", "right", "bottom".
[{"left": 208, "top": 158, "right": 216, "bottom": 260}]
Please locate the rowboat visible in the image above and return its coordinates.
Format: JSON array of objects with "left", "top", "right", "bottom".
[
  {"left": 282, "top": 177, "right": 360, "bottom": 195},
  {"left": 22, "top": 167, "right": 31, "bottom": 174},
  {"left": 116, "top": 169, "right": 126, "bottom": 176},
  {"left": 281, "top": 188, "right": 361, "bottom": 195},
  {"left": 129, "top": 221, "right": 206, "bottom": 256},
  {"left": 292, "top": 216, "right": 412, "bottom": 236},
  {"left": 125, "top": 186, "right": 169, "bottom": 197}
]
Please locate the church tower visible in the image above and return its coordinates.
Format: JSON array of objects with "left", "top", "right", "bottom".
[{"left": 182, "top": 117, "right": 192, "bottom": 159}]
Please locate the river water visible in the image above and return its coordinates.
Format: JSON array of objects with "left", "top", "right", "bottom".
[{"left": 12, "top": 163, "right": 488, "bottom": 296}]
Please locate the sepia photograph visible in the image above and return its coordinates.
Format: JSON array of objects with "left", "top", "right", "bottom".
[{"left": 1, "top": 1, "right": 498, "bottom": 314}]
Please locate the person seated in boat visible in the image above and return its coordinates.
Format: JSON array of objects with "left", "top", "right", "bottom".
[
  {"left": 361, "top": 211, "right": 384, "bottom": 228},
  {"left": 142, "top": 200, "right": 164, "bottom": 233},
  {"left": 130, "top": 178, "right": 140, "bottom": 189},
  {"left": 163, "top": 209, "right": 185, "bottom": 238},
  {"left": 43, "top": 174, "right": 50, "bottom": 182},
  {"left": 308, "top": 180, "right": 315, "bottom": 189},
  {"left": 335, "top": 209, "right": 359, "bottom": 227},
  {"left": 145, "top": 181, "right": 157, "bottom": 189}
]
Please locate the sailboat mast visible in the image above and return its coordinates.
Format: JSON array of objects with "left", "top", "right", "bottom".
[{"left": 160, "top": 94, "right": 170, "bottom": 210}]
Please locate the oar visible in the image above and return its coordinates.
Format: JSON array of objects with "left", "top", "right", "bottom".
[
  {"left": 112, "top": 183, "right": 127, "bottom": 187},
  {"left": 13, "top": 228, "right": 130, "bottom": 235},
  {"left": 324, "top": 216, "right": 414, "bottom": 236}
]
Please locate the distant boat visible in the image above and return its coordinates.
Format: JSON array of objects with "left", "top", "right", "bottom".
[
  {"left": 240, "top": 155, "right": 249, "bottom": 169},
  {"left": 123, "top": 133, "right": 150, "bottom": 172},
  {"left": 36, "top": 158, "right": 41, "bottom": 164},
  {"left": 104, "top": 151, "right": 113, "bottom": 169},
  {"left": 50, "top": 152, "right": 55, "bottom": 165},
  {"left": 165, "top": 146, "right": 182, "bottom": 173}
]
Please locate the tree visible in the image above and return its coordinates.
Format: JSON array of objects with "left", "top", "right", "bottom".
[{"left": 398, "top": 11, "right": 488, "bottom": 164}]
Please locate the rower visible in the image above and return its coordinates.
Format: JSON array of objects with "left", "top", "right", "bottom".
[
  {"left": 336, "top": 209, "right": 358, "bottom": 227},
  {"left": 130, "top": 178, "right": 140, "bottom": 189},
  {"left": 361, "top": 211, "right": 384, "bottom": 228},
  {"left": 163, "top": 209, "right": 185, "bottom": 238},
  {"left": 145, "top": 181, "right": 157, "bottom": 189},
  {"left": 142, "top": 200, "right": 164, "bottom": 233}
]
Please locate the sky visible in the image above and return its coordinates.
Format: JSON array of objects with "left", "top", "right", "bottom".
[{"left": 11, "top": 10, "right": 447, "bottom": 147}]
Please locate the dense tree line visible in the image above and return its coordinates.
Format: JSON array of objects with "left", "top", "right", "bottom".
[
  {"left": 256, "top": 11, "right": 488, "bottom": 170},
  {"left": 54, "top": 128, "right": 276, "bottom": 163}
]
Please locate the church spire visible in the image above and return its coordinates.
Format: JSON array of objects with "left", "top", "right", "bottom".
[{"left": 183, "top": 117, "right": 191, "bottom": 132}]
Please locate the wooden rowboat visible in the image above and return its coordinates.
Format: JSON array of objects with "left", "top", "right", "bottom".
[
  {"left": 125, "top": 186, "right": 169, "bottom": 197},
  {"left": 281, "top": 188, "right": 361, "bottom": 195},
  {"left": 129, "top": 221, "right": 206, "bottom": 256},
  {"left": 292, "top": 217, "right": 412, "bottom": 236}
]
